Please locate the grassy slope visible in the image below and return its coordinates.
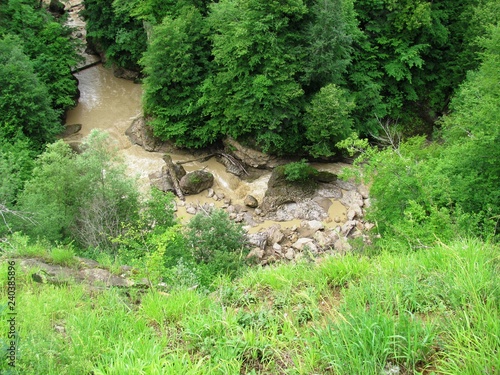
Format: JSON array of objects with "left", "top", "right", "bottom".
[{"left": 0, "top": 239, "right": 499, "bottom": 374}]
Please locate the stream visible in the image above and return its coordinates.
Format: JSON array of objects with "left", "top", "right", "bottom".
[{"left": 64, "top": 65, "right": 348, "bottom": 232}]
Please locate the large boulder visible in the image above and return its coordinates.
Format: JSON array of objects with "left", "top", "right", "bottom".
[
  {"left": 179, "top": 170, "right": 214, "bottom": 195},
  {"left": 260, "top": 166, "right": 317, "bottom": 213},
  {"left": 223, "top": 137, "right": 279, "bottom": 168},
  {"left": 125, "top": 116, "right": 171, "bottom": 152},
  {"left": 149, "top": 163, "right": 186, "bottom": 193}
]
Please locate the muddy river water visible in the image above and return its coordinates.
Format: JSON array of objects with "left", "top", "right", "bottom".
[{"left": 64, "top": 65, "right": 347, "bottom": 231}]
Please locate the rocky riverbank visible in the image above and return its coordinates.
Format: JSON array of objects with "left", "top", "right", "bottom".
[{"left": 127, "top": 117, "right": 375, "bottom": 265}]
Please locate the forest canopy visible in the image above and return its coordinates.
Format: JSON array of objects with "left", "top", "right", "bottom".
[{"left": 84, "top": 0, "right": 499, "bottom": 156}]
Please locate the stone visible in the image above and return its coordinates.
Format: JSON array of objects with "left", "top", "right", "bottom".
[
  {"left": 179, "top": 170, "right": 214, "bottom": 195},
  {"left": 364, "top": 222, "right": 375, "bottom": 231},
  {"left": 272, "top": 243, "right": 282, "bottom": 252},
  {"left": 125, "top": 116, "right": 169, "bottom": 152},
  {"left": 186, "top": 206, "right": 197, "bottom": 215},
  {"left": 334, "top": 216, "right": 342, "bottom": 223},
  {"left": 340, "top": 190, "right": 364, "bottom": 209},
  {"left": 334, "top": 238, "right": 352, "bottom": 253},
  {"left": 335, "top": 179, "right": 357, "bottom": 191},
  {"left": 347, "top": 209, "right": 356, "bottom": 221},
  {"left": 60, "top": 123, "right": 82, "bottom": 137},
  {"left": 315, "top": 171, "right": 338, "bottom": 183},
  {"left": 247, "top": 247, "right": 265, "bottom": 260},
  {"left": 358, "top": 185, "right": 370, "bottom": 199},
  {"left": 313, "top": 230, "right": 338, "bottom": 248},
  {"left": 284, "top": 248, "right": 295, "bottom": 260},
  {"left": 302, "top": 220, "right": 324, "bottom": 231},
  {"left": 207, "top": 188, "right": 215, "bottom": 198},
  {"left": 266, "top": 225, "right": 285, "bottom": 245},
  {"left": 244, "top": 195, "right": 259, "bottom": 208},
  {"left": 341, "top": 220, "right": 357, "bottom": 236},
  {"left": 364, "top": 198, "right": 372, "bottom": 208},
  {"left": 316, "top": 184, "right": 343, "bottom": 199},
  {"left": 223, "top": 136, "right": 279, "bottom": 168},
  {"left": 254, "top": 208, "right": 263, "bottom": 216},
  {"left": 292, "top": 238, "right": 315, "bottom": 251},
  {"left": 246, "top": 232, "right": 268, "bottom": 249}
]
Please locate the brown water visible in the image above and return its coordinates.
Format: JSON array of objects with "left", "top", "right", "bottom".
[{"left": 65, "top": 65, "right": 349, "bottom": 229}]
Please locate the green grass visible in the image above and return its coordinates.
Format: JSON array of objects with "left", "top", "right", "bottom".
[{"left": 0, "top": 239, "right": 498, "bottom": 374}]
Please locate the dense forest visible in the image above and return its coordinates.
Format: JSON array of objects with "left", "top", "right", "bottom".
[{"left": 0, "top": 0, "right": 499, "bottom": 373}]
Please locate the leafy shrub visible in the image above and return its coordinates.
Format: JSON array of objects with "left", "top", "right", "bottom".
[
  {"left": 283, "top": 159, "right": 318, "bottom": 182},
  {"left": 184, "top": 209, "right": 248, "bottom": 286}
]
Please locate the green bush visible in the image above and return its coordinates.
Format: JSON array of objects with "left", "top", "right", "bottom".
[
  {"left": 283, "top": 159, "right": 318, "bottom": 182},
  {"left": 184, "top": 209, "right": 248, "bottom": 286}
]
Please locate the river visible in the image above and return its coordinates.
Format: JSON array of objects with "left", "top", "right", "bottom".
[{"left": 64, "top": 64, "right": 348, "bottom": 231}]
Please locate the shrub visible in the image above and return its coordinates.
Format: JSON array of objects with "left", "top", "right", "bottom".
[
  {"left": 184, "top": 209, "right": 248, "bottom": 286},
  {"left": 283, "top": 159, "right": 318, "bottom": 182}
]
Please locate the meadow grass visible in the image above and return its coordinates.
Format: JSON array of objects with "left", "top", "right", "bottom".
[{"left": 0, "top": 238, "right": 498, "bottom": 374}]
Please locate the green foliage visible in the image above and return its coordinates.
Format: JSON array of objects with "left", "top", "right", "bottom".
[
  {"left": 141, "top": 6, "right": 212, "bottom": 148},
  {"left": 16, "top": 131, "right": 140, "bottom": 248},
  {"left": 201, "top": 0, "right": 307, "bottom": 153},
  {"left": 303, "top": 83, "right": 355, "bottom": 157},
  {"left": 82, "top": 0, "right": 147, "bottom": 70},
  {"left": 1, "top": 239, "right": 498, "bottom": 374},
  {"left": 0, "top": 36, "right": 61, "bottom": 148},
  {"left": 0, "top": 0, "right": 79, "bottom": 113},
  {"left": 185, "top": 209, "right": 248, "bottom": 285},
  {"left": 283, "top": 159, "right": 318, "bottom": 182}
]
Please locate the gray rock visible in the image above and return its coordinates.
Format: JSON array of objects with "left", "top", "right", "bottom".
[
  {"left": 265, "top": 225, "right": 285, "bottom": 245},
  {"left": 340, "top": 190, "right": 364, "bottom": 209},
  {"left": 244, "top": 195, "right": 259, "bottom": 208},
  {"left": 341, "top": 220, "right": 357, "bottom": 236},
  {"left": 186, "top": 206, "right": 197, "bottom": 215},
  {"left": 223, "top": 136, "right": 279, "bottom": 168},
  {"left": 179, "top": 170, "right": 214, "bottom": 195},
  {"left": 284, "top": 248, "right": 295, "bottom": 260},
  {"left": 246, "top": 232, "right": 268, "bottom": 249},
  {"left": 358, "top": 185, "right": 370, "bottom": 199},
  {"left": 247, "top": 247, "right": 265, "bottom": 260},
  {"left": 334, "top": 238, "right": 352, "bottom": 253},
  {"left": 292, "top": 238, "right": 315, "bottom": 251},
  {"left": 301, "top": 220, "right": 324, "bottom": 231},
  {"left": 207, "top": 188, "right": 215, "bottom": 198}
]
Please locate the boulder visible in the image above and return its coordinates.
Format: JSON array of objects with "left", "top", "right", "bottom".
[
  {"left": 265, "top": 225, "right": 285, "bottom": 245},
  {"left": 60, "top": 124, "right": 82, "bottom": 137},
  {"left": 247, "top": 247, "right": 265, "bottom": 260},
  {"left": 246, "top": 232, "right": 268, "bottom": 249},
  {"left": 315, "top": 171, "right": 338, "bottom": 183},
  {"left": 244, "top": 195, "right": 259, "bottom": 208},
  {"left": 179, "top": 170, "right": 214, "bottom": 195},
  {"left": 301, "top": 220, "right": 324, "bottom": 231},
  {"left": 340, "top": 190, "right": 364, "bottom": 209},
  {"left": 334, "top": 238, "right": 352, "bottom": 254},
  {"left": 125, "top": 116, "right": 171, "bottom": 152},
  {"left": 223, "top": 136, "right": 279, "bottom": 168},
  {"left": 284, "top": 248, "right": 295, "bottom": 260},
  {"left": 292, "top": 238, "right": 315, "bottom": 251}
]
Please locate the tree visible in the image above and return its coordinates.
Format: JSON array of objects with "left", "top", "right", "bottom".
[
  {"left": 17, "top": 131, "right": 140, "bottom": 247},
  {"left": 141, "top": 6, "right": 211, "bottom": 148},
  {"left": 83, "top": 0, "right": 147, "bottom": 71},
  {"left": 200, "top": 0, "right": 307, "bottom": 153},
  {"left": 303, "top": 84, "right": 355, "bottom": 157},
  {"left": 0, "top": 36, "right": 61, "bottom": 147}
]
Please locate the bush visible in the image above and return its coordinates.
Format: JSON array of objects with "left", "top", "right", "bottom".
[
  {"left": 283, "top": 159, "right": 318, "bottom": 182},
  {"left": 184, "top": 209, "right": 248, "bottom": 286}
]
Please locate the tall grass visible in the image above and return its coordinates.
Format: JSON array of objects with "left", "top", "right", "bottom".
[{"left": 0, "top": 239, "right": 497, "bottom": 374}]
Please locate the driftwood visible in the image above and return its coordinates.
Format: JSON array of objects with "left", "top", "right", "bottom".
[{"left": 162, "top": 154, "right": 185, "bottom": 201}]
